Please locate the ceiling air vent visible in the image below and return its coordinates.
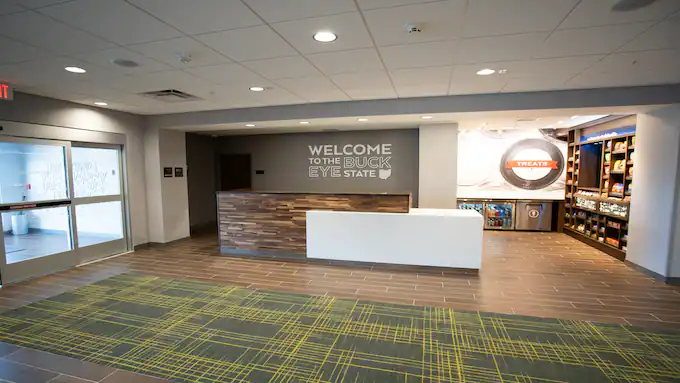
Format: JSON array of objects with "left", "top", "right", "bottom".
[{"left": 139, "top": 89, "right": 201, "bottom": 103}]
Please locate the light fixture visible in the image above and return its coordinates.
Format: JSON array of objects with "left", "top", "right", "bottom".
[
  {"left": 571, "top": 116, "right": 579, "bottom": 119},
  {"left": 498, "top": 69, "right": 508, "bottom": 74},
  {"left": 246, "top": 124, "right": 256, "bottom": 127},
  {"left": 249, "top": 86, "right": 265, "bottom": 92},
  {"left": 94, "top": 102, "right": 107, "bottom": 106},
  {"left": 358, "top": 118, "right": 369, "bottom": 122},
  {"left": 65, "top": 66, "right": 86, "bottom": 74},
  {"left": 476, "top": 68, "right": 495, "bottom": 76},
  {"left": 300, "top": 121, "right": 310, "bottom": 124},
  {"left": 558, "top": 121, "right": 564, "bottom": 124},
  {"left": 421, "top": 116, "right": 433, "bottom": 120},
  {"left": 612, "top": 0, "right": 657, "bottom": 12},
  {"left": 112, "top": 58, "right": 140, "bottom": 68},
  {"left": 313, "top": 31, "right": 337, "bottom": 43}
]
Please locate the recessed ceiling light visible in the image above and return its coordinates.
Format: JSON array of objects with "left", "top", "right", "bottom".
[
  {"left": 246, "top": 124, "right": 256, "bottom": 127},
  {"left": 476, "top": 68, "right": 495, "bottom": 76},
  {"left": 358, "top": 118, "right": 369, "bottom": 122},
  {"left": 65, "top": 66, "right": 86, "bottom": 74},
  {"left": 300, "top": 121, "right": 310, "bottom": 124},
  {"left": 94, "top": 102, "right": 107, "bottom": 106},
  {"left": 558, "top": 121, "right": 564, "bottom": 124},
  {"left": 421, "top": 116, "right": 433, "bottom": 120},
  {"left": 249, "top": 86, "right": 265, "bottom": 92},
  {"left": 313, "top": 31, "right": 337, "bottom": 43},
  {"left": 571, "top": 115, "right": 579, "bottom": 119}
]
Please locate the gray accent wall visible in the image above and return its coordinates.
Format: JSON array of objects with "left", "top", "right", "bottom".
[
  {"left": 215, "top": 129, "right": 419, "bottom": 202},
  {"left": 186, "top": 133, "right": 217, "bottom": 230}
]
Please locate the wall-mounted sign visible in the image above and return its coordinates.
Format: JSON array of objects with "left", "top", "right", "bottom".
[
  {"left": 458, "top": 130, "right": 567, "bottom": 200},
  {"left": 163, "top": 167, "right": 173, "bottom": 178},
  {"left": 174, "top": 167, "right": 184, "bottom": 178},
  {"left": 0, "top": 83, "right": 13, "bottom": 101},
  {"left": 308, "top": 144, "right": 393, "bottom": 180}
]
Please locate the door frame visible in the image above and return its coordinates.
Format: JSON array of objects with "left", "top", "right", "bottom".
[{"left": 0, "top": 121, "right": 132, "bottom": 284}]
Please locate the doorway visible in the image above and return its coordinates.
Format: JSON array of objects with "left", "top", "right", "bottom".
[
  {"left": 219, "top": 154, "right": 252, "bottom": 191},
  {"left": 0, "top": 136, "right": 128, "bottom": 284}
]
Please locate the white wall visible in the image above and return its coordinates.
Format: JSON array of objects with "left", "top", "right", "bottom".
[
  {"left": 419, "top": 124, "right": 458, "bottom": 208},
  {"left": 0, "top": 93, "right": 148, "bottom": 246},
  {"left": 159, "top": 129, "right": 190, "bottom": 242},
  {"left": 627, "top": 105, "right": 680, "bottom": 277},
  {"left": 144, "top": 127, "right": 164, "bottom": 243}
]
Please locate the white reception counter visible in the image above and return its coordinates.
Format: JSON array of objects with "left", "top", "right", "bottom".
[{"left": 306, "top": 208, "right": 484, "bottom": 269}]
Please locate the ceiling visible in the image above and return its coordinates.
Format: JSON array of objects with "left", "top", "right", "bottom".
[
  {"left": 190, "top": 105, "right": 659, "bottom": 135},
  {"left": 0, "top": 0, "right": 679, "bottom": 115}
]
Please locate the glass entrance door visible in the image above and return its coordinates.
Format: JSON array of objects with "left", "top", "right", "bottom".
[
  {"left": 71, "top": 144, "right": 126, "bottom": 264},
  {"left": 0, "top": 137, "right": 76, "bottom": 283},
  {"left": 0, "top": 138, "right": 128, "bottom": 284}
]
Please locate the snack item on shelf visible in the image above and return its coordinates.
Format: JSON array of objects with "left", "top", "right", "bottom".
[
  {"left": 604, "top": 153, "right": 611, "bottom": 163},
  {"left": 612, "top": 183, "right": 624, "bottom": 194},
  {"left": 606, "top": 141, "right": 612, "bottom": 151},
  {"left": 598, "top": 237, "right": 604, "bottom": 242},
  {"left": 628, "top": 151, "right": 634, "bottom": 163},
  {"left": 613, "top": 160, "right": 625, "bottom": 171},
  {"left": 604, "top": 180, "right": 609, "bottom": 189},
  {"left": 622, "top": 246, "right": 627, "bottom": 252},
  {"left": 606, "top": 237, "right": 620, "bottom": 247},
  {"left": 626, "top": 182, "right": 632, "bottom": 195},
  {"left": 604, "top": 166, "right": 610, "bottom": 175},
  {"left": 631, "top": 136, "right": 635, "bottom": 147},
  {"left": 628, "top": 167, "right": 633, "bottom": 176},
  {"left": 600, "top": 201, "right": 628, "bottom": 217}
]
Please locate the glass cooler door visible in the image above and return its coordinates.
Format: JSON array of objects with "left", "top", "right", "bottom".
[
  {"left": 457, "top": 200, "right": 484, "bottom": 216},
  {"left": 485, "top": 201, "right": 516, "bottom": 230}
]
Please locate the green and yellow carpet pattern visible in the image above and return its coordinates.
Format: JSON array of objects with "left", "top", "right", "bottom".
[{"left": 1, "top": 274, "right": 679, "bottom": 382}]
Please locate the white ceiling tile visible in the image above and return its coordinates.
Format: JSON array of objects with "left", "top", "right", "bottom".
[
  {"left": 306, "top": 48, "right": 385, "bottom": 75},
  {"left": 455, "top": 33, "right": 548, "bottom": 64},
  {"left": 587, "top": 49, "right": 680, "bottom": 75},
  {"left": 502, "top": 74, "right": 572, "bottom": 93},
  {"left": 272, "top": 13, "right": 373, "bottom": 54},
  {"left": 565, "top": 64, "right": 680, "bottom": 90},
  {"left": 0, "top": 11, "right": 115, "bottom": 54},
  {"left": 619, "top": 15, "right": 680, "bottom": 52},
  {"left": 390, "top": 66, "right": 451, "bottom": 97},
  {"left": 499, "top": 55, "right": 606, "bottom": 78},
  {"left": 274, "top": 76, "right": 349, "bottom": 102},
  {"left": 242, "top": 56, "right": 322, "bottom": 79},
  {"left": 196, "top": 26, "right": 297, "bottom": 61},
  {"left": 389, "top": 66, "right": 451, "bottom": 87},
  {"left": 449, "top": 64, "right": 508, "bottom": 94},
  {"left": 364, "top": 1, "right": 466, "bottom": 46},
  {"left": 128, "top": 37, "right": 231, "bottom": 69},
  {"left": 243, "top": 0, "right": 357, "bottom": 23},
  {"left": 8, "top": 0, "right": 73, "bottom": 9},
  {"left": 215, "top": 86, "right": 305, "bottom": 106},
  {"left": 39, "top": 0, "right": 182, "bottom": 45},
  {"left": 0, "top": 2, "right": 25, "bottom": 15},
  {"left": 0, "top": 36, "right": 51, "bottom": 64},
  {"left": 76, "top": 47, "right": 172, "bottom": 74},
  {"left": 560, "top": 0, "right": 680, "bottom": 29},
  {"left": 184, "top": 63, "right": 271, "bottom": 87},
  {"left": 357, "top": 0, "right": 436, "bottom": 11},
  {"left": 0, "top": 56, "right": 122, "bottom": 87},
  {"left": 537, "top": 23, "right": 652, "bottom": 58},
  {"left": 128, "top": 0, "right": 262, "bottom": 35},
  {"left": 463, "top": 0, "right": 578, "bottom": 38},
  {"left": 331, "top": 70, "right": 396, "bottom": 99},
  {"left": 379, "top": 40, "right": 456, "bottom": 69},
  {"left": 105, "top": 70, "right": 216, "bottom": 96}
]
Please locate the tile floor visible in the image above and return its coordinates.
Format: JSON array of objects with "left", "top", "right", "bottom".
[{"left": 1, "top": 231, "right": 680, "bottom": 383}]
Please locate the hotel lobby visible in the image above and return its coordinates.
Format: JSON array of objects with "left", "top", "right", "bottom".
[{"left": 2, "top": 0, "right": 680, "bottom": 382}]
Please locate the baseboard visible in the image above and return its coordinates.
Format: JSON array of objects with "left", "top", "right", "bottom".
[
  {"left": 624, "top": 261, "right": 680, "bottom": 285},
  {"left": 134, "top": 236, "right": 191, "bottom": 250}
]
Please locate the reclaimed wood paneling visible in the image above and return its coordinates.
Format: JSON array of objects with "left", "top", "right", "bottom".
[{"left": 217, "top": 192, "right": 411, "bottom": 255}]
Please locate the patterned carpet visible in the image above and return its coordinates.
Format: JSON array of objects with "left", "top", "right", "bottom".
[{"left": 0, "top": 274, "right": 679, "bottom": 382}]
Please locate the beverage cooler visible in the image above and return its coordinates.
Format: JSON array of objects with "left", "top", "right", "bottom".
[
  {"left": 459, "top": 200, "right": 554, "bottom": 231},
  {"left": 485, "top": 201, "right": 516, "bottom": 230}
]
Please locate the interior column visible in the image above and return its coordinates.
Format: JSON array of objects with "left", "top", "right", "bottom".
[{"left": 418, "top": 123, "right": 458, "bottom": 208}]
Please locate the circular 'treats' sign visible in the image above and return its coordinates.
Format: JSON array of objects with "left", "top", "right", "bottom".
[{"left": 500, "top": 139, "right": 565, "bottom": 190}]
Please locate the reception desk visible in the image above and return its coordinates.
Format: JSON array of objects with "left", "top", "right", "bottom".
[
  {"left": 307, "top": 208, "right": 484, "bottom": 269},
  {"left": 217, "top": 192, "right": 411, "bottom": 257}
]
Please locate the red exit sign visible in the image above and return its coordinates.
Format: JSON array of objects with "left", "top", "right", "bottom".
[{"left": 0, "top": 83, "right": 13, "bottom": 101}]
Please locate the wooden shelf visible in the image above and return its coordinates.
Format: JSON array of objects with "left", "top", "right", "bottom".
[
  {"left": 627, "top": 161, "right": 634, "bottom": 165},
  {"left": 626, "top": 176, "right": 633, "bottom": 180},
  {"left": 612, "top": 150, "right": 627, "bottom": 154},
  {"left": 610, "top": 170, "right": 625, "bottom": 174},
  {"left": 610, "top": 192, "right": 623, "bottom": 197}
]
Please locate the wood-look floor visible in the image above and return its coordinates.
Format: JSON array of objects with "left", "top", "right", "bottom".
[{"left": 2, "top": 231, "right": 680, "bottom": 331}]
